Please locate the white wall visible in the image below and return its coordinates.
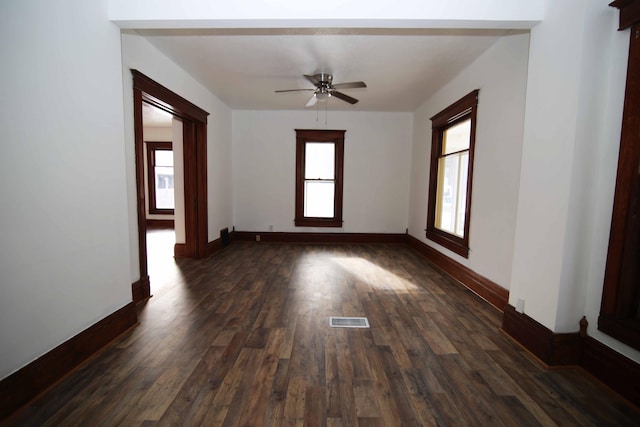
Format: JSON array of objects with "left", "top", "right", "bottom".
[
  {"left": 407, "top": 33, "right": 529, "bottom": 289},
  {"left": 233, "top": 110, "right": 413, "bottom": 233},
  {"left": 121, "top": 33, "right": 234, "bottom": 281},
  {"left": 509, "top": 0, "right": 640, "bottom": 363},
  {"left": 0, "top": 0, "right": 132, "bottom": 380}
]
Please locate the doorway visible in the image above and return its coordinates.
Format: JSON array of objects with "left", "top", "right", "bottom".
[{"left": 132, "top": 70, "right": 209, "bottom": 303}]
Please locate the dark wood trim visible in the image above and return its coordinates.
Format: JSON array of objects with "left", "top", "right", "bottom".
[
  {"left": 582, "top": 335, "right": 640, "bottom": 407},
  {"left": 426, "top": 90, "right": 479, "bottom": 259},
  {"left": 0, "top": 303, "right": 138, "bottom": 421},
  {"left": 131, "top": 70, "right": 208, "bottom": 123},
  {"left": 132, "top": 69, "right": 210, "bottom": 279},
  {"left": 174, "top": 243, "right": 186, "bottom": 258},
  {"left": 502, "top": 305, "right": 640, "bottom": 407},
  {"left": 146, "top": 219, "right": 175, "bottom": 229},
  {"left": 611, "top": 0, "right": 640, "bottom": 30},
  {"left": 131, "top": 275, "right": 150, "bottom": 304},
  {"left": 294, "top": 129, "right": 345, "bottom": 228},
  {"left": 598, "top": 24, "right": 640, "bottom": 351},
  {"left": 207, "top": 237, "right": 222, "bottom": 257},
  {"left": 232, "top": 231, "right": 407, "bottom": 244},
  {"left": 133, "top": 87, "right": 149, "bottom": 298},
  {"left": 145, "top": 141, "right": 175, "bottom": 216},
  {"left": 501, "top": 305, "right": 583, "bottom": 366},
  {"left": 407, "top": 235, "right": 508, "bottom": 311}
]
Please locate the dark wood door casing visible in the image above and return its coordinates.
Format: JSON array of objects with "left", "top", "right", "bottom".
[{"left": 132, "top": 70, "right": 209, "bottom": 301}]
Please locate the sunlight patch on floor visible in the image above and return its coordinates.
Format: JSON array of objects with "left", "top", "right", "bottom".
[{"left": 331, "top": 256, "right": 420, "bottom": 293}]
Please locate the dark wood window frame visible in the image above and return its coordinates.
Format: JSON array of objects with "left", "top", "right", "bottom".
[
  {"left": 146, "top": 141, "right": 174, "bottom": 215},
  {"left": 294, "top": 129, "right": 345, "bottom": 228},
  {"left": 598, "top": 1, "right": 640, "bottom": 351},
  {"left": 426, "top": 90, "right": 479, "bottom": 258}
]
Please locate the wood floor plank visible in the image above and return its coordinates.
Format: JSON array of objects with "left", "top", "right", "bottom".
[{"left": 4, "top": 238, "right": 639, "bottom": 426}]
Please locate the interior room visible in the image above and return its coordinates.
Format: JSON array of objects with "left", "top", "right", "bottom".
[{"left": 1, "top": 0, "right": 640, "bottom": 424}]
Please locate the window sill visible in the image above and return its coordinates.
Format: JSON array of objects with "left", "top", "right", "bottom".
[
  {"left": 426, "top": 229, "right": 469, "bottom": 258},
  {"left": 295, "top": 218, "right": 343, "bottom": 228}
]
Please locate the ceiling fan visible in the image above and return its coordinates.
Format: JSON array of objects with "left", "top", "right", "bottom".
[{"left": 275, "top": 73, "right": 367, "bottom": 107}]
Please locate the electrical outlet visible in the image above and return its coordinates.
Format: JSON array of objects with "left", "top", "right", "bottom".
[
  {"left": 269, "top": 225, "right": 273, "bottom": 232},
  {"left": 256, "top": 234, "right": 260, "bottom": 242},
  {"left": 516, "top": 298, "right": 525, "bottom": 314}
]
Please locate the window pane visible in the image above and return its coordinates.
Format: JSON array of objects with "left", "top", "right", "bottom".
[
  {"left": 435, "top": 151, "right": 469, "bottom": 238},
  {"left": 435, "top": 155, "right": 459, "bottom": 234},
  {"left": 456, "top": 153, "right": 469, "bottom": 236},
  {"left": 304, "top": 180, "right": 334, "bottom": 217},
  {"left": 305, "top": 143, "right": 334, "bottom": 179},
  {"left": 155, "top": 150, "right": 174, "bottom": 167},
  {"left": 442, "top": 119, "right": 471, "bottom": 155},
  {"left": 155, "top": 166, "right": 174, "bottom": 209}
]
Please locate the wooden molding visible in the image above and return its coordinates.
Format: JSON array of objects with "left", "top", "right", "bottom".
[
  {"left": 501, "top": 305, "right": 582, "bottom": 366},
  {"left": 146, "top": 219, "right": 175, "bottom": 229},
  {"left": 502, "top": 304, "right": 640, "bottom": 407},
  {"left": 0, "top": 303, "right": 138, "bottom": 421},
  {"left": 174, "top": 243, "right": 186, "bottom": 258},
  {"left": 610, "top": 0, "right": 640, "bottom": 30},
  {"left": 231, "top": 231, "right": 407, "bottom": 244},
  {"left": 582, "top": 335, "right": 640, "bottom": 407},
  {"left": 207, "top": 237, "right": 222, "bottom": 257},
  {"left": 407, "top": 235, "right": 508, "bottom": 311},
  {"left": 132, "top": 275, "right": 150, "bottom": 304}
]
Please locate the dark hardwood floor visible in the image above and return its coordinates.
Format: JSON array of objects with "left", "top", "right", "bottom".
[{"left": 4, "top": 235, "right": 639, "bottom": 426}]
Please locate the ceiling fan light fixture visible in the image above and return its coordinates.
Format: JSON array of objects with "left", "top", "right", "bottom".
[{"left": 315, "top": 91, "right": 331, "bottom": 101}]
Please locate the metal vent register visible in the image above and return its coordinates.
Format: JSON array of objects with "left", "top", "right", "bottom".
[{"left": 329, "top": 317, "right": 370, "bottom": 328}]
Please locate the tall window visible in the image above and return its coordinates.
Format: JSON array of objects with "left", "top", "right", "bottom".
[
  {"left": 146, "top": 141, "right": 175, "bottom": 214},
  {"left": 426, "top": 90, "right": 478, "bottom": 257},
  {"left": 295, "top": 129, "right": 345, "bottom": 227}
]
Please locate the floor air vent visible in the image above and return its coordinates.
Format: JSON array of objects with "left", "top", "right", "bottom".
[{"left": 329, "top": 317, "right": 370, "bottom": 328}]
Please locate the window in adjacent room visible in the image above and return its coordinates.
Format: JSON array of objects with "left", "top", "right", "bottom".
[
  {"left": 295, "top": 129, "right": 345, "bottom": 227},
  {"left": 146, "top": 141, "right": 175, "bottom": 214},
  {"left": 426, "top": 90, "right": 478, "bottom": 257}
]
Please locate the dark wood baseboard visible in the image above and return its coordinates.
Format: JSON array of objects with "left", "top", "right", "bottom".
[
  {"left": 502, "top": 304, "right": 640, "bottom": 407},
  {"left": 407, "top": 235, "right": 509, "bottom": 311},
  {"left": 231, "top": 231, "right": 407, "bottom": 244},
  {"left": 501, "top": 305, "right": 582, "bottom": 366},
  {"left": 145, "top": 219, "right": 175, "bottom": 229},
  {"left": 207, "top": 237, "right": 222, "bottom": 257},
  {"left": 132, "top": 275, "right": 150, "bottom": 304},
  {"left": 582, "top": 336, "right": 640, "bottom": 407},
  {"left": 0, "top": 303, "right": 138, "bottom": 421},
  {"left": 174, "top": 243, "right": 186, "bottom": 258}
]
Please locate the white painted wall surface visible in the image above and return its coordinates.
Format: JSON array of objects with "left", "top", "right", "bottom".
[
  {"left": 121, "top": 33, "right": 234, "bottom": 281},
  {"left": 0, "top": 0, "right": 131, "bottom": 379},
  {"left": 109, "top": 0, "right": 543, "bottom": 30},
  {"left": 232, "top": 111, "right": 412, "bottom": 233},
  {"left": 407, "top": 33, "right": 529, "bottom": 289}
]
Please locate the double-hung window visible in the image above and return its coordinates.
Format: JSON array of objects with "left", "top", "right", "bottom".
[
  {"left": 295, "top": 129, "right": 345, "bottom": 227},
  {"left": 146, "top": 141, "right": 175, "bottom": 214},
  {"left": 426, "top": 90, "right": 478, "bottom": 257}
]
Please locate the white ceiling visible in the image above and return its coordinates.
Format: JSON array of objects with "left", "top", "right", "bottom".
[{"left": 137, "top": 28, "right": 523, "bottom": 112}]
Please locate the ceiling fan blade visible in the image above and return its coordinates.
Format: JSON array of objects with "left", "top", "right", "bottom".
[
  {"left": 331, "top": 81, "right": 367, "bottom": 90},
  {"left": 306, "top": 94, "right": 317, "bottom": 107},
  {"left": 303, "top": 74, "right": 322, "bottom": 87},
  {"left": 331, "top": 91, "right": 359, "bottom": 104},
  {"left": 275, "top": 89, "right": 315, "bottom": 93}
]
